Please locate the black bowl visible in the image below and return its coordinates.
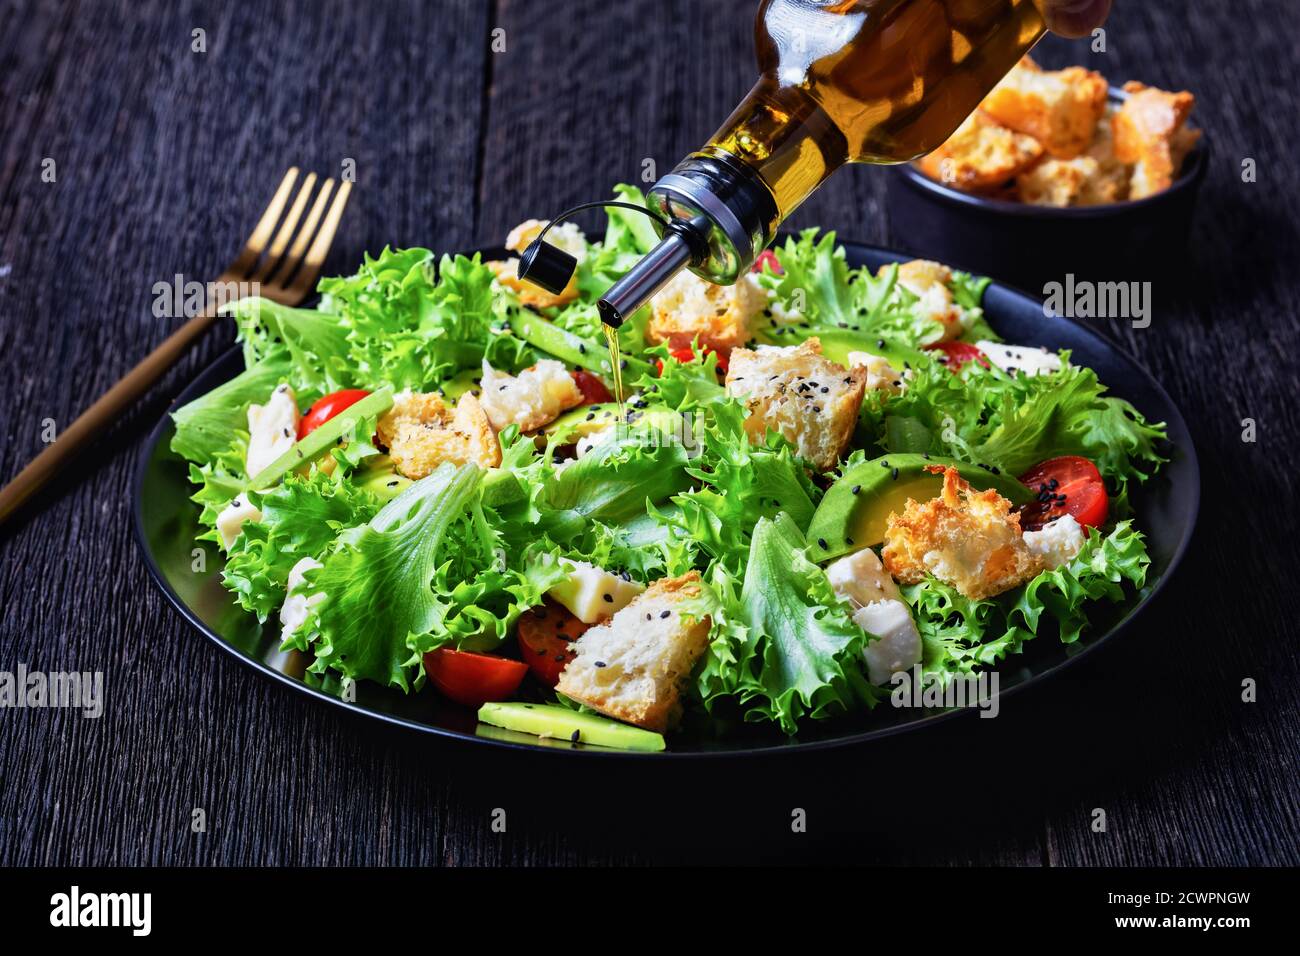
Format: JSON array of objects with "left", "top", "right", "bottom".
[
  {"left": 886, "top": 89, "right": 1207, "bottom": 291},
  {"left": 134, "top": 240, "right": 1199, "bottom": 757}
]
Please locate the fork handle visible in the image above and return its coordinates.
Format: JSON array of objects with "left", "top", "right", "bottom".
[{"left": 0, "top": 306, "right": 222, "bottom": 526}]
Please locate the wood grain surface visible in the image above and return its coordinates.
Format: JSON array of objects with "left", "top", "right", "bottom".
[{"left": 1, "top": 0, "right": 1297, "bottom": 866}]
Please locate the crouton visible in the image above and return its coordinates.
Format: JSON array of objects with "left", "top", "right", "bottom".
[
  {"left": 881, "top": 465, "right": 1042, "bottom": 601},
  {"left": 895, "top": 259, "right": 970, "bottom": 341},
  {"left": 724, "top": 338, "right": 867, "bottom": 472},
  {"left": 555, "top": 572, "right": 712, "bottom": 731},
  {"left": 478, "top": 358, "right": 583, "bottom": 433},
  {"left": 487, "top": 219, "right": 589, "bottom": 310},
  {"left": 917, "top": 111, "right": 1044, "bottom": 192},
  {"left": 1016, "top": 154, "right": 1124, "bottom": 207},
  {"left": 379, "top": 391, "right": 501, "bottom": 478},
  {"left": 646, "top": 269, "right": 766, "bottom": 357},
  {"left": 981, "top": 59, "right": 1108, "bottom": 158},
  {"left": 1112, "top": 81, "right": 1199, "bottom": 199}
]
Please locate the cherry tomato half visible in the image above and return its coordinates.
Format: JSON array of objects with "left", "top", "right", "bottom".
[
  {"left": 751, "top": 249, "right": 783, "bottom": 275},
  {"left": 925, "top": 341, "right": 989, "bottom": 373},
  {"left": 1018, "top": 455, "right": 1109, "bottom": 531},
  {"left": 571, "top": 369, "right": 614, "bottom": 405},
  {"left": 516, "top": 599, "right": 587, "bottom": 687},
  {"left": 298, "top": 389, "right": 372, "bottom": 440},
  {"left": 422, "top": 648, "right": 527, "bottom": 708}
]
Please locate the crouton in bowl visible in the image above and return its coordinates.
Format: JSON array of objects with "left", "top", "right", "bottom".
[{"left": 887, "top": 57, "right": 1206, "bottom": 289}]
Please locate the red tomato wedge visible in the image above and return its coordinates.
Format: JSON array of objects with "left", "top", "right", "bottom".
[
  {"left": 1018, "top": 455, "right": 1109, "bottom": 531},
  {"left": 423, "top": 648, "right": 527, "bottom": 708},
  {"left": 571, "top": 369, "right": 614, "bottom": 405},
  {"left": 298, "top": 389, "right": 372, "bottom": 440},
  {"left": 751, "top": 249, "right": 782, "bottom": 274},
  {"left": 517, "top": 600, "right": 586, "bottom": 687},
  {"left": 925, "top": 341, "right": 989, "bottom": 372}
]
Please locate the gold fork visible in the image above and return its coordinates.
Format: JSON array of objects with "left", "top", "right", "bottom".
[{"left": 0, "top": 167, "right": 353, "bottom": 525}]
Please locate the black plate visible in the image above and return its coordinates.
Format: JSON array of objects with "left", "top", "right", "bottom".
[{"left": 134, "top": 241, "right": 1199, "bottom": 757}]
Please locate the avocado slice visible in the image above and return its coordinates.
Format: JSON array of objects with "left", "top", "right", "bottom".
[
  {"left": 544, "top": 402, "right": 621, "bottom": 441},
  {"left": 753, "top": 327, "right": 922, "bottom": 369},
  {"left": 247, "top": 387, "right": 394, "bottom": 491},
  {"left": 439, "top": 368, "right": 480, "bottom": 400},
  {"left": 354, "top": 457, "right": 411, "bottom": 501},
  {"left": 806, "top": 453, "right": 1033, "bottom": 562},
  {"left": 477, "top": 702, "right": 665, "bottom": 752},
  {"left": 510, "top": 310, "right": 652, "bottom": 379}
]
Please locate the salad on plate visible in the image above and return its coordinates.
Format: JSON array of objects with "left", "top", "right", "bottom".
[{"left": 170, "top": 185, "right": 1167, "bottom": 751}]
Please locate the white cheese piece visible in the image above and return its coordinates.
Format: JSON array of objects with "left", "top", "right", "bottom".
[
  {"left": 547, "top": 560, "right": 645, "bottom": 624},
  {"left": 279, "top": 557, "right": 325, "bottom": 637},
  {"left": 1022, "top": 514, "right": 1086, "bottom": 569},
  {"left": 215, "top": 494, "right": 262, "bottom": 551},
  {"left": 975, "top": 340, "right": 1063, "bottom": 378},
  {"left": 575, "top": 427, "right": 614, "bottom": 459},
  {"left": 245, "top": 384, "right": 300, "bottom": 479},
  {"left": 506, "top": 219, "right": 588, "bottom": 266},
  {"left": 826, "top": 547, "right": 903, "bottom": 606},
  {"left": 853, "top": 600, "right": 923, "bottom": 685},
  {"left": 846, "top": 351, "right": 906, "bottom": 393}
]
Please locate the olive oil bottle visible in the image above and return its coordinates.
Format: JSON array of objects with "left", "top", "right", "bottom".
[{"left": 596, "top": 0, "right": 1048, "bottom": 327}]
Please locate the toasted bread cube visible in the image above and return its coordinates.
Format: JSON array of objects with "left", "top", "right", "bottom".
[
  {"left": 981, "top": 58, "right": 1108, "bottom": 159},
  {"left": 1112, "top": 81, "right": 1199, "bottom": 199},
  {"left": 379, "top": 391, "right": 501, "bottom": 478},
  {"left": 555, "top": 572, "right": 712, "bottom": 731},
  {"left": 917, "top": 111, "right": 1044, "bottom": 192},
  {"left": 725, "top": 338, "right": 867, "bottom": 471},
  {"left": 895, "top": 259, "right": 971, "bottom": 341},
  {"left": 1016, "top": 154, "right": 1126, "bottom": 207},
  {"left": 882, "top": 466, "right": 1042, "bottom": 601},
  {"left": 646, "top": 269, "right": 766, "bottom": 358},
  {"left": 478, "top": 359, "right": 583, "bottom": 433}
]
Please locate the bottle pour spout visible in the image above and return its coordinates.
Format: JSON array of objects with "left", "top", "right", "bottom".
[{"left": 596, "top": 226, "right": 698, "bottom": 328}]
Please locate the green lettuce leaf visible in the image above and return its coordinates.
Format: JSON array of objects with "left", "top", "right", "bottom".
[
  {"left": 699, "top": 513, "right": 876, "bottom": 734},
  {"left": 224, "top": 297, "right": 353, "bottom": 396},
  {"left": 170, "top": 354, "right": 290, "bottom": 465},
  {"left": 222, "top": 472, "right": 381, "bottom": 623},
  {"left": 306, "top": 463, "right": 484, "bottom": 690}
]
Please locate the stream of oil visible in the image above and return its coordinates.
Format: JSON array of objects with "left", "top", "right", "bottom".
[{"left": 602, "top": 324, "right": 625, "bottom": 434}]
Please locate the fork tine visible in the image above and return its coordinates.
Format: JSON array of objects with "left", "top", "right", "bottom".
[
  {"left": 251, "top": 172, "right": 317, "bottom": 282},
  {"left": 227, "top": 167, "right": 299, "bottom": 277},
  {"left": 266, "top": 178, "right": 335, "bottom": 289},
  {"left": 287, "top": 180, "right": 353, "bottom": 300}
]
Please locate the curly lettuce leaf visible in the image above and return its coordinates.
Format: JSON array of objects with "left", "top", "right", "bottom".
[
  {"left": 224, "top": 297, "right": 353, "bottom": 396},
  {"left": 223, "top": 472, "right": 381, "bottom": 623},
  {"left": 699, "top": 513, "right": 876, "bottom": 734},
  {"left": 305, "top": 463, "right": 484, "bottom": 690}
]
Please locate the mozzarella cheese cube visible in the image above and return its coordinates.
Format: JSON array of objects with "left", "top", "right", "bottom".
[
  {"left": 547, "top": 560, "right": 645, "bottom": 624},
  {"left": 826, "top": 546, "right": 903, "bottom": 606},
  {"left": 478, "top": 359, "right": 583, "bottom": 433},
  {"left": 975, "top": 341, "right": 1063, "bottom": 378},
  {"left": 245, "top": 384, "right": 300, "bottom": 479},
  {"left": 853, "top": 600, "right": 923, "bottom": 685},
  {"left": 1022, "top": 514, "right": 1086, "bottom": 569},
  {"left": 846, "top": 351, "right": 906, "bottom": 393},
  {"left": 279, "top": 557, "right": 326, "bottom": 636},
  {"left": 215, "top": 494, "right": 262, "bottom": 551}
]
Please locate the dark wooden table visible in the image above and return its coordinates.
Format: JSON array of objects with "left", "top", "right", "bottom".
[{"left": 1, "top": 0, "right": 1296, "bottom": 866}]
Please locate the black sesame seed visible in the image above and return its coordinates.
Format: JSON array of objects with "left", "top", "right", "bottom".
[
  {"left": 602, "top": 593, "right": 613, "bottom": 603},
  {"left": 846, "top": 536, "right": 854, "bottom": 545},
  {"left": 570, "top": 730, "right": 581, "bottom": 742},
  {"left": 817, "top": 537, "right": 829, "bottom": 550},
  {"left": 578, "top": 343, "right": 586, "bottom": 353},
  {"left": 851, "top": 485, "right": 861, "bottom": 494},
  {"left": 891, "top": 467, "right": 899, "bottom": 480},
  {"left": 659, "top": 610, "right": 671, "bottom": 619},
  {"left": 594, "top": 660, "right": 607, "bottom": 668}
]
